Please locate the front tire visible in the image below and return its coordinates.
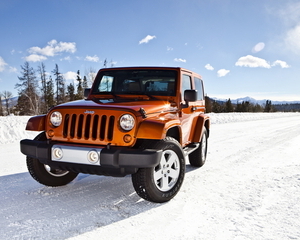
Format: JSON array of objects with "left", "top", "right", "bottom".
[
  {"left": 132, "top": 137, "right": 185, "bottom": 203},
  {"left": 26, "top": 132, "right": 78, "bottom": 187}
]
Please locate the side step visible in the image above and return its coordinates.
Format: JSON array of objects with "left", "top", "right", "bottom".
[{"left": 183, "top": 143, "right": 200, "bottom": 157}]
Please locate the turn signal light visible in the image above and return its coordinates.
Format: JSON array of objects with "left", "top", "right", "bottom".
[{"left": 123, "top": 134, "right": 132, "bottom": 143}]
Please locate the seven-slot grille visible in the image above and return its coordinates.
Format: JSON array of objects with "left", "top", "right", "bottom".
[{"left": 63, "top": 113, "right": 115, "bottom": 141}]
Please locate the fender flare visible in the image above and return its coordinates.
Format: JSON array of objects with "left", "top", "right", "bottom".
[
  {"left": 26, "top": 115, "right": 46, "bottom": 131},
  {"left": 136, "top": 119, "right": 181, "bottom": 140},
  {"left": 191, "top": 114, "right": 210, "bottom": 143}
]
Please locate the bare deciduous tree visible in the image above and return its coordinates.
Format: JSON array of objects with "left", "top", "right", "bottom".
[
  {"left": 15, "top": 62, "right": 40, "bottom": 115},
  {"left": 2, "top": 90, "right": 13, "bottom": 115},
  {"left": 37, "top": 63, "right": 48, "bottom": 113}
]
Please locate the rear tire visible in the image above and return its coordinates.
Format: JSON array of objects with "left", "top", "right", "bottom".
[
  {"left": 26, "top": 132, "right": 78, "bottom": 187},
  {"left": 189, "top": 128, "right": 208, "bottom": 167},
  {"left": 132, "top": 137, "right": 185, "bottom": 203}
]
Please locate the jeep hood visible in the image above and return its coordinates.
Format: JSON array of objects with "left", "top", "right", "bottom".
[{"left": 53, "top": 99, "right": 176, "bottom": 115}]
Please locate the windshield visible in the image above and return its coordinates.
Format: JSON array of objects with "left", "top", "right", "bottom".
[{"left": 92, "top": 69, "right": 177, "bottom": 97}]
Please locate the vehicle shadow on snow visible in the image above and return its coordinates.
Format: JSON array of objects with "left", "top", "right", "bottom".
[
  {"left": 0, "top": 172, "right": 159, "bottom": 239},
  {"left": 0, "top": 167, "right": 200, "bottom": 240}
]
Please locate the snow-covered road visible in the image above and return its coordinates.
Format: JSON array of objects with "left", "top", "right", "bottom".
[{"left": 0, "top": 113, "right": 300, "bottom": 240}]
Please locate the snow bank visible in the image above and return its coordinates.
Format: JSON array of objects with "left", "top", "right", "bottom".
[
  {"left": 0, "top": 112, "right": 299, "bottom": 144},
  {"left": 0, "top": 116, "right": 37, "bottom": 144},
  {"left": 208, "top": 112, "right": 299, "bottom": 124}
]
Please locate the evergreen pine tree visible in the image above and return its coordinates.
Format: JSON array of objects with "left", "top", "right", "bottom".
[
  {"left": 45, "top": 76, "right": 55, "bottom": 110},
  {"left": 52, "top": 64, "right": 65, "bottom": 104},
  {"left": 67, "top": 83, "right": 76, "bottom": 101},
  {"left": 75, "top": 70, "right": 83, "bottom": 99},
  {"left": 212, "top": 100, "right": 223, "bottom": 113},
  {"left": 205, "top": 96, "right": 212, "bottom": 113},
  {"left": 225, "top": 98, "right": 234, "bottom": 112},
  {"left": 83, "top": 75, "right": 88, "bottom": 89},
  {"left": 264, "top": 100, "right": 273, "bottom": 112}
]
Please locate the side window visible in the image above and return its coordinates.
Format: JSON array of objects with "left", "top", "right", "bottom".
[
  {"left": 182, "top": 75, "right": 192, "bottom": 100},
  {"left": 194, "top": 77, "right": 204, "bottom": 100}
]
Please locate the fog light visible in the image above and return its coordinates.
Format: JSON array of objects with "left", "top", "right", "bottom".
[
  {"left": 123, "top": 134, "right": 132, "bottom": 143},
  {"left": 87, "top": 150, "right": 99, "bottom": 164},
  {"left": 53, "top": 147, "right": 63, "bottom": 160}
]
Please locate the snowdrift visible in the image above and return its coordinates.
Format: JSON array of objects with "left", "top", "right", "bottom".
[{"left": 0, "top": 112, "right": 298, "bottom": 144}]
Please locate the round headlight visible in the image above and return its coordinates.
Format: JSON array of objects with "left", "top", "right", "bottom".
[
  {"left": 120, "top": 114, "right": 135, "bottom": 131},
  {"left": 50, "top": 111, "right": 62, "bottom": 127}
]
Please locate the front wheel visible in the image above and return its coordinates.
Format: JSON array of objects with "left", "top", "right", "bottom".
[
  {"left": 26, "top": 132, "right": 78, "bottom": 187},
  {"left": 132, "top": 137, "right": 185, "bottom": 203}
]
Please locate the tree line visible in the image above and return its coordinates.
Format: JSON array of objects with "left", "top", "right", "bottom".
[
  {"left": 1, "top": 64, "right": 299, "bottom": 115},
  {"left": 205, "top": 97, "right": 278, "bottom": 113},
  {"left": 0, "top": 62, "right": 96, "bottom": 116}
]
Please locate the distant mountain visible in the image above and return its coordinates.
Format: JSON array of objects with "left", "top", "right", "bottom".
[{"left": 212, "top": 96, "right": 300, "bottom": 105}]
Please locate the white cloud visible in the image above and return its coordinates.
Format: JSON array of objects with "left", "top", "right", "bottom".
[
  {"left": 9, "top": 66, "right": 18, "bottom": 73},
  {"left": 235, "top": 55, "right": 290, "bottom": 69},
  {"left": 0, "top": 56, "right": 17, "bottom": 73},
  {"left": 25, "top": 54, "right": 47, "bottom": 62},
  {"left": 139, "top": 35, "right": 156, "bottom": 44},
  {"left": 217, "top": 69, "right": 230, "bottom": 77},
  {"left": 85, "top": 55, "right": 99, "bottom": 62},
  {"left": 278, "top": 2, "right": 300, "bottom": 26},
  {"left": 63, "top": 71, "right": 77, "bottom": 82},
  {"left": 61, "top": 56, "right": 71, "bottom": 61},
  {"left": 0, "top": 56, "right": 8, "bottom": 72},
  {"left": 205, "top": 64, "right": 214, "bottom": 71},
  {"left": 272, "top": 60, "right": 290, "bottom": 68},
  {"left": 174, "top": 58, "right": 186, "bottom": 63},
  {"left": 28, "top": 39, "right": 76, "bottom": 57},
  {"left": 285, "top": 25, "right": 300, "bottom": 54},
  {"left": 167, "top": 46, "right": 173, "bottom": 51},
  {"left": 235, "top": 55, "right": 271, "bottom": 68},
  {"left": 252, "top": 42, "right": 265, "bottom": 53},
  {"left": 275, "top": 2, "right": 300, "bottom": 54}
]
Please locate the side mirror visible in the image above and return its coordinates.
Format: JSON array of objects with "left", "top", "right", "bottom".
[
  {"left": 84, "top": 88, "right": 91, "bottom": 99},
  {"left": 184, "top": 89, "right": 197, "bottom": 102}
]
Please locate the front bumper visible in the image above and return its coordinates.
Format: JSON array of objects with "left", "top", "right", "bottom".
[{"left": 20, "top": 139, "right": 162, "bottom": 176}]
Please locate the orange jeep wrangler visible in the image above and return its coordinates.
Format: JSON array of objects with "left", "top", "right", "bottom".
[{"left": 20, "top": 67, "right": 210, "bottom": 203}]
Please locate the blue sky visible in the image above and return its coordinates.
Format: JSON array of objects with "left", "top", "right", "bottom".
[{"left": 1, "top": 0, "right": 300, "bottom": 101}]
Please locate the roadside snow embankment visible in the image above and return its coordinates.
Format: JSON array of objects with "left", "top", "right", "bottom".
[
  {"left": 0, "top": 116, "right": 37, "bottom": 144},
  {"left": 0, "top": 112, "right": 299, "bottom": 144},
  {"left": 208, "top": 112, "right": 299, "bottom": 124}
]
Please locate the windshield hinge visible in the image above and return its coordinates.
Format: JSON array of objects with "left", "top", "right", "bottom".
[{"left": 139, "top": 108, "right": 147, "bottom": 118}]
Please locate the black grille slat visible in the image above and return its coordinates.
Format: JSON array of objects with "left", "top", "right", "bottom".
[
  {"left": 70, "top": 114, "right": 77, "bottom": 138},
  {"left": 92, "top": 115, "right": 99, "bottom": 140},
  {"left": 63, "top": 114, "right": 70, "bottom": 138},
  {"left": 62, "top": 113, "right": 114, "bottom": 141},
  {"left": 84, "top": 115, "right": 91, "bottom": 139},
  {"left": 100, "top": 115, "right": 107, "bottom": 140},
  {"left": 107, "top": 116, "right": 115, "bottom": 141},
  {"left": 77, "top": 114, "right": 84, "bottom": 139}
]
